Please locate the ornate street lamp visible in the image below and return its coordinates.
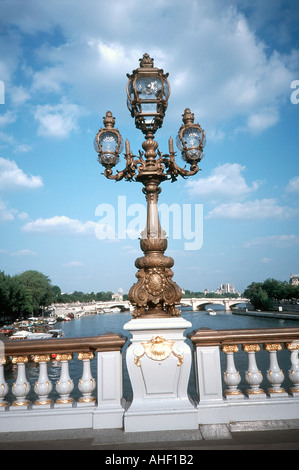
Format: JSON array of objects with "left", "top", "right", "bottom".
[{"left": 94, "top": 54, "right": 206, "bottom": 319}]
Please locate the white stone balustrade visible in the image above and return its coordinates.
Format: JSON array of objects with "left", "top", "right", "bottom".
[
  {"left": 0, "top": 328, "right": 299, "bottom": 432},
  {"left": 285, "top": 342, "right": 299, "bottom": 396},
  {"left": 222, "top": 345, "right": 243, "bottom": 399},
  {"left": 55, "top": 353, "right": 74, "bottom": 406},
  {"left": 77, "top": 352, "right": 96, "bottom": 406},
  {"left": 33, "top": 354, "right": 53, "bottom": 407},
  {"left": 263, "top": 343, "right": 288, "bottom": 397},
  {"left": 0, "top": 357, "right": 8, "bottom": 410},
  {"left": 11, "top": 356, "right": 30, "bottom": 409},
  {"left": 242, "top": 344, "right": 266, "bottom": 398}
]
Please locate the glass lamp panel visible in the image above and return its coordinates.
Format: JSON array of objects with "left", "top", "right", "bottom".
[
  {"left": 136, "top": 77, "right": 163, "bottom": 99},
  {"left": 99, "top": 131, "right": 118, "bottom": 152},
  {"left": 183, "top": 127, "right": 202, "bottom": 149},
  {"left": 102, "top": 154, "right": 120, "bottom": 165},
  {"left": 127, "top": 97, "right": 132, "bottom": 112},
  {"left": 163, "top": 81, "right": 170, "bottom": 100},
  {"left": 175, "top": 133, "right": 183, "bottom": 151},
  {"left": 94, "top": 136, "right": 99, "bottom": 153},
  {"left": 127, "top": 80, "right": 134, "bottom": 111},
  {"left": 184, "top": 148, "right": 200, "bottom": 160}
]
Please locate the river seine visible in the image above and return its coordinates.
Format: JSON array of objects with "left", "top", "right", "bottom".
[{"left": 5, "top": 307, "right": 299, "bottom": 403}]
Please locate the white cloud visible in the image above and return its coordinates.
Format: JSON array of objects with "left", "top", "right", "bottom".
[
  {"left": 206, "top": 199, "right": 299, "bottom": 219},
  {"left": 10, "top": 249, "right": 37, "bottom": 256},
  {"left": 0, "top": 131, "right": 32, "bottom": 153},
  {"left": 261, "top": 257, "right": 273, "bottom": 263},
  {"left": 246, "top": 107, "right": 279, "bottom": 133},
  {"left": 0, "top": 199, "right": 15, "bottom": 222},
  {"left": 0, "top": 198, "right": 29, "bottom": 223},
  {"left": 0, "top": 111, "right": 17, "bottom": 126},
  {"left": 62, "top": 261, "right": 84, "bottom": 267},
  {"left": 34, "top": 98, "right": 86, "bottom": 138},
  {"left": 22, "top": 215, "right": 97, "bottom": 235},
  {"left": 185, "top": 163, "right": 261, "bottom": 201},
  {"left": 245, "top": 234, "right": 299, "bottom": 248},
  {"left": 1, "top": 0, "right": 296, "bottom": 135},
  {"left": 0, "top": 157, "right": 43, "bottom": 190},
  {"left": 286, "top": 176, "right": 299, "bottom": 193},
  {"left": 10, "top": 85, "right": 31, "bottom": 106}
]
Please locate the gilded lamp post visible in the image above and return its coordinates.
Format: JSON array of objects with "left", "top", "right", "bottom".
[{"left": 94, "top": 54, "right": 206, "bottom": 319}]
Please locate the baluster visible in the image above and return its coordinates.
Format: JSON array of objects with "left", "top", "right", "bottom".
[
  {"left": 77, "top": 352, "right": 96, "bottom": 406},
  {"left": 285, "top": 342, "right": 299, "bottom": 396},
  {"left": 0, "top": 356, "right": 9, "bottom": 410},
  {"left": 33, "top": 354, "right": 53, "bottom": 408},
  {"left": 11, "top": 356, "right": 31, "bottom": 409},
  {"left": 242, "top": 344, "right": 266, "bottom": 398},
  {"left": 222, "top": 345, "right": 244, "bottom": 399},
  {"left": 55, "top": 353, "right": 74, "bottom": 407},
  {"left": 263, "top": 343, "right": 288, "bottom": 397}
]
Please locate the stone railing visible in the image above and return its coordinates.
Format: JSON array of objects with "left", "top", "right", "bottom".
[
  {"left": 188, "top": 327, "right": 299, "bottom": 424},
  {"left": 0, "top": 333, "right": 126, "bottom": 432},
  {"left": 1, "top": 326, "right": 299, "bottom": 433}
]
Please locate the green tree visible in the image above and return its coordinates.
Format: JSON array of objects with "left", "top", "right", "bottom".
[
  {"left": 245, "top": 281, "right": 274, "bottom": 311},
  {"left": 9, "top": 275, "right": 33, "bottom": 317},
  {"left": 18, "top": 270, "right": 53, "bottom": 314},
  {"left": 0, "top": 271, "right": 10, "bottom": 318}
]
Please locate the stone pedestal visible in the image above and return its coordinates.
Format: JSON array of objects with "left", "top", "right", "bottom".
[{"left": 123, "top": 317, "right": 198, "bottom": 432}]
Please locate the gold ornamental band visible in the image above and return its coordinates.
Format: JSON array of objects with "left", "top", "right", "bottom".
[
  {"left": 78, "top": 396, "right": 96, "bottom": 403},
  {"left": 263, "top": 343, "right": 282, "bottom": 352},
  {"left": 11, "top": 356, "right": 29, "bottom": 364},
  {"left": 224, "top": 389, "right": 243, "bottom": 396},
  {"left": 34, "top": 399, "right": 53, "bottom": 406},
  {"left": 242, "top": 344, "right": 260, "bottom": 353},
  {"left": 78, "top": 352, "right": 95, "bottom": 361},
  {"left": 222, "top": 345, "right": 239, "bottom": 353},
  {"left": 247, "top": 389, "right": 265, "bottom": 395},
  {"left": 56, "top": 353, "right": 73, "bottom": 362},
  {"left": 11, "top": 400, "right": 30, "bottom": 406},
  {"left": 55, "top": 397, "right": 75, "bottom": 404}
]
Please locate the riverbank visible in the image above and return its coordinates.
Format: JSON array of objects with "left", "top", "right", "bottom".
[{"left": 232, "top": 308, "right": 299, "bottom": 321}]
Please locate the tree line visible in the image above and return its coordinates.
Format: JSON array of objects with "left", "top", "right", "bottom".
[
  {"left": 182, "top": 290, "right": 240, "bottom": 299},
  {"left": 244, "top": 278, "right": 299, "bottom": 311},
  {"left": 0, "top": 270, "right": 115, "bottom": 322}
]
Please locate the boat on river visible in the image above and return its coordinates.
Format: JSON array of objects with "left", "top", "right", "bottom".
[
  {"left": 10, "top": 328, "right": 64, "bottom": 340},
  {"left": 207, "top": 308, "right": 216, "bottom": 315}
]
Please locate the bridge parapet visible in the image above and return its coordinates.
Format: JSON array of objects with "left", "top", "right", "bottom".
[
  {"left": 1, "top": 325, "right": 298, "bottom": 433},
  {"left": 180, "top": 298, "right": 249, "bottom": 311}
]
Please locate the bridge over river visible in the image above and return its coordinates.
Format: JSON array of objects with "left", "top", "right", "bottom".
[
  {"left": 91, "top": 297, "right": 248, "bottom": 313},
  {"left": 180, "top": 297, "right": 248, "bottom": 311},
  {"left": 52, "top": 297, "right": 248, "bottom": 317}
]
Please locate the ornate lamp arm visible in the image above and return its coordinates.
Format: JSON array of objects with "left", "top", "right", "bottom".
[
  {"left": 162, "top": 137, "right": 201, "bottom": 182},
  {"left": 103, "top": 143, "right": 143, "bottom": 182}
]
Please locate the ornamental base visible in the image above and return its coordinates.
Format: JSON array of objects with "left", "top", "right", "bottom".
[
  {"left": 123, "top": 317, "right": 198, "bottom": 432},
  {"left": 32, "top": 399, "right": 53, "bottom": 409},
  {"left": 267, "top": 388, "right": 289, "bottom": 398},
  {"left": 224, "top": 390, "right": 244, "bottom": 400},
  {"left": 10, "top": 400, "right": 30, "bottom": 410},
  {"left": 77, "top": 396, "right": 96, "bottom": 407},
  {"left": 246, "top": 389, "right": 267, "bottom": 399},
  {"left": 54, "top": 398, "right": 75, "bottom": 408}
]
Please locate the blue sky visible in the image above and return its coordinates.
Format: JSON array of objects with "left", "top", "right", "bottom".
[{"left": 0, "top": 0, "right": 298, "bottom": 294}]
